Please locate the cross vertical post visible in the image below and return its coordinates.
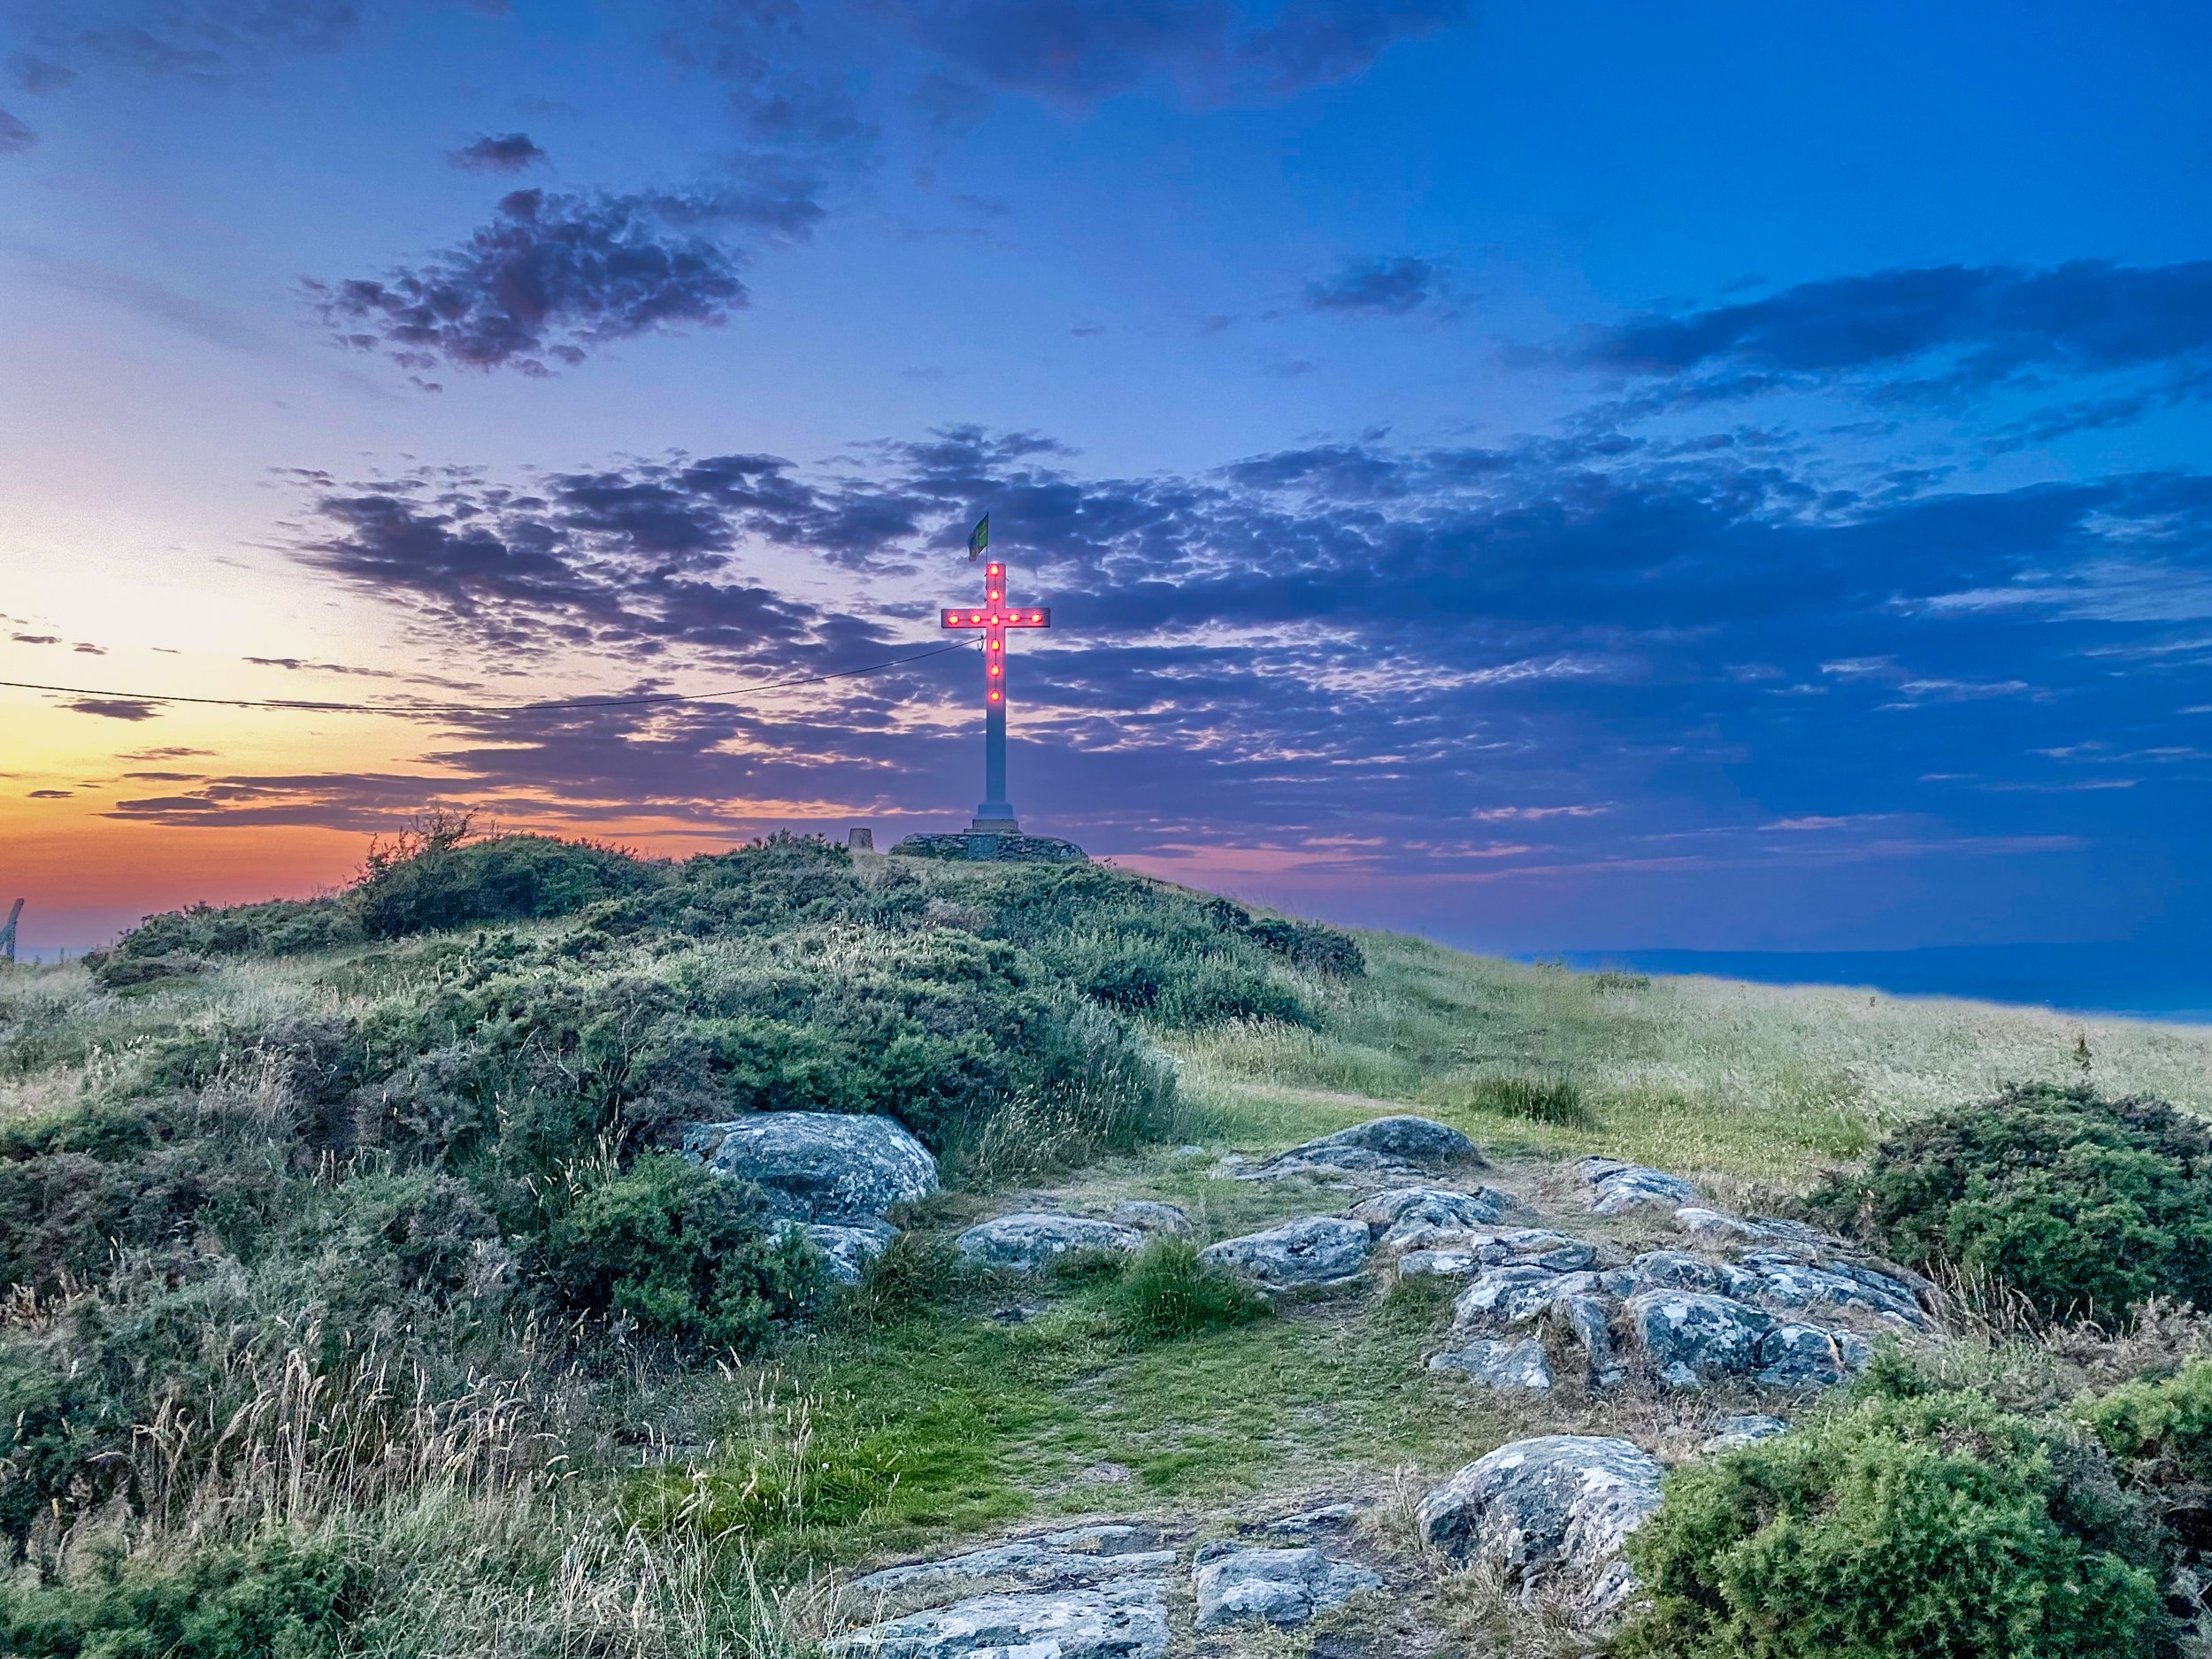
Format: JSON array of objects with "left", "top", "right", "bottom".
[{"left": 941, "top": 558, "right": 1050, "bottom": 835}]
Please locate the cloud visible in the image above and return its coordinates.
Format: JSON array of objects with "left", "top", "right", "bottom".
[
  {"left": 66, "top": 697, "right": 162, "bottom": 720},
  {"left": 27, "top": 788, "right": 72, "bottom": 798},
  {"left": 1305, "top": 253, "right": 1443, "bottom": 315},
  {"left": 0, "top": 109, "right": 32, "bottom": 154},
  {"left": 10, "top": 632, "right": 61, "bottom": 644},
  {"left": 8, "top": 54, "right": 77, "bottom": 94},
  {"left": 449, "top": 132, "right": 549, "bottom": 173},
  {"left": 308, "top": 182, "right": 818, "bottom": 376},
  {"left": 865, "top": 0, "right": 1468, "bottom": 106},
  {"left": 1571, "top": 260, "right": 2212, "bottom": 430},
  {"left": 9, "top": 0, "right": 371, "bottom": 89}
]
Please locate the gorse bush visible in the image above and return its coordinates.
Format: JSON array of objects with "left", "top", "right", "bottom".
[
  {"left": 2081, "top": 1358, "right": 2212, "bottom": 1490},
  {"left": 1618, "top": 1387, "right": 2171, "bottom": 1659},
  {"left": 1809, "top": 1082, "right": 2212, "bottom": 1323},
  {"left": 1113, "top": 1238, "right": 1271, "bottom": 1343}
]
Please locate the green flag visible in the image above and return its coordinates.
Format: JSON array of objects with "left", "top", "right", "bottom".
[{"left": 968, "top": 513, "right": 989, "bottom": 560}]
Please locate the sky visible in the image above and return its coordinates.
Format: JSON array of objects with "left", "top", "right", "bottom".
[{"left": 3, "top": 1, "right": 2211, "bottom": 967}]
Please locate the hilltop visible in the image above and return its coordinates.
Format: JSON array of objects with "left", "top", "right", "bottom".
[{"left": 4, "top": 826, "right": 2212, "bottom": 1658}]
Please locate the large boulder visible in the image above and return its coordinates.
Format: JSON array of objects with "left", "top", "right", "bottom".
[
  {"left": 829, "top": 1582, "right": 1167, "bottom": 1659},
  {"left": 956, "top": 1214, "right": 1143, "bottom": 1272},
  {"left": 1418, "top": 1435, "right": 1665, "bottom": 1617},
  {"left": 1191, "top": 1547, "right": 1382, "bottom": 1632},
  {"left": 1201, "top": 1216, "right": 1371, "bottom": 1289},
  {"left": 1624, "top": 1290, "right": 1771, "bottom": 1388},
  {"left": 1240, "top": 1116, "right": 1482, "bottom": 1181},
  {"left": 685, "top": 1111, "right": 938, "bottom": 1225},
  {"left": 1578, "top": 1156, "right": 1698, "bottom": 1215}
]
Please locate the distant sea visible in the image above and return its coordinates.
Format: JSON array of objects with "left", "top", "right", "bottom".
[{"left": 1553, "top": 943, "right": 2212, "bottom": 1025}]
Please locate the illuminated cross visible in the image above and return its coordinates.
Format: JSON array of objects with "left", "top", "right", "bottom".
[{"left": 941, "top": 558, "right": 1051, "bottom": 834}]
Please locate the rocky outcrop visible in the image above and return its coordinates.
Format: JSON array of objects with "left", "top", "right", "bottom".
[
  {"left": 1625, "top": 1290, "right": 1773, "bottom": 1388},
  {"left": 1236, "top": 1116, "right": 1482, "bottom": 1181},
  {"left": 1427, "top": 1336, "right": 1554, "bottom": 1390},
  {"left": 851, "top": 1526, "right": 1173, "bottom": 1599},
  {"left": 955, "top": 1214, "right": 1144, "bottom": 1271},
  {"left": 1201, "top": 1216, "right": 1372, "bottom": 1289},
  {"left": 1350, "top": 1185, "right": 1523, "bottom": 1246},
  {"left": 830, "top": 1582, "right": 1167, "bottom": 1659},
  {"left": 1578, "top": 1157, "right": 1699, "bottom": 1215},
  {"left": 685, "top": 1111, "right": 938, "bottom": 1225},
  {"left": 1190, "top": 1546, "right": 1382, "bottom": 1632},
  {"left": 1418, "top": 1435, "right": 1665, "bottom": 1617}
]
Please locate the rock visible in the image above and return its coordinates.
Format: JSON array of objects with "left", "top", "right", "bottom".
[
  {"left": 1699, "top": 1414, "right": 1788, "bottom": 1455},
  {"left": 831, "top": 1581, "right": 1167, "bottom": 1659},
  {"left": 1242, "top": 1117, "right": 1482, "bottom": 1181},
  {"left": 1191, "top": 1547, "right": 1383, "bottom": 1632},
  {"left": 785, "top": 1219, "right": 897, "bottom": 1285},
  {"left": 851, "top": 1526, "right": 1174, "bottom": 1599},
  {"left": 1397, "top": 1227, "right": 1595, "bottom": 1279},
  {"left": 1110, "top": 1201, "right": 1194, "bottom": 1237},
  {"left": 1428, "top": 1336, "right": 1554, "bottom": 1391},
  {"left": 1673, "top": 1206, "right": 1769, "bottom": 1241},
  {"left": 1740, "top": 1255, "right": 1926, "bottom": 1325},
  {"left": 1578, "top": 1157, "right": 1699, "bottom": 1215},
  {"left": 1259, "top": 1502, "right": 1364, "bottom": 1536},
  {"left": 1418, "top": 1435, "right": 1665, "bottom": 1617},
  {"left": 1629, "top": 1250, "right": 1758, "bottom": 1300},
  {"left": 1350, "top": 1185, "right": 1520, "bottom": 1243},
  {"left": 1751, "top": 1323, "right": 1874, "bottom": 1388},
  {"left": 1624, "top": 1291, "right": 1771, "bottom": 1388},
  {"left": 1201, "top": 1216, "right": 1371, "bottom": 1289},
  {"left": 956, "top": 1214, "right": 1144, "bottom": 1272},
  {"left": 685, "top": 1111, "right": 938, "bottom": 1225},
  {"left": 1557, "top": 1293, "right": 1626, "bottom": 1388},
  {"left": 1450, "top": 1266, "right": 1599, "bottom": 1333}
]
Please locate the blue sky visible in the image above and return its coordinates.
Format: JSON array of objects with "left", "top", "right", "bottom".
[{"left": 2, "top": 0, "right": 2209, "bottom": 961}]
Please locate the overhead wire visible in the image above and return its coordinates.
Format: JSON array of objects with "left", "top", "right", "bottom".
[{"left": 0, "top": 638, "right": 981, "bottom": 718}]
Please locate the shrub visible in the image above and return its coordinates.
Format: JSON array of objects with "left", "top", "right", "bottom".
[
  {"left": 1618, "top": 1388, "right": 2170, "bottom": 1659},
  {"left": 1457, "top": 1073, "right": 1591, "bottom": 1128},
  {"left": 539, "top": 1152, "right": 818, "bottom": 1353},
  {"left": 1809, "top": 1083, "right": 2212, "bottom": 1324},
  {"left": 353, "top": 832, "right": 661, "bottom": 939},
  {"left": 1243, "top": 917, "right": 1365, "bottom": 977},
  {"left": 0, "top": 1533, "right": 371, "bottom": 1658},
  {"left": 2081, "top": 1358, "right": 2212, "bottom": 1491},
  {"left": 1113, "top": 1238, "right": 1271, "bottom": 1343},
  {"left": 832, "top": 1231, "right": 972, "bottom": 1328}
]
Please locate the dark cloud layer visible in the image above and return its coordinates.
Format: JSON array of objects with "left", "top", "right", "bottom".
[
  {"left": 9, "top": 0, "right": 372, "bottom": 88},
  {"left": 865, "top": 0, "right": 1468, "bottom": 105},
  {"left": 68, "top": 697, "right": 162, "bottom": 721},
  {"left": 0, "top": 108, "right": 32, "bottom": 153},
  {"left": 308, "top": 183, "right": 819, "bottom": 377},
  {"left": 449, "top": 132, "right": 548, "bottom": 173}
]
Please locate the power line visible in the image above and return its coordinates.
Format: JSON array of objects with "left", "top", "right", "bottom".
[{"left": 0, "top": 639, "right": 980, "bottom": 718}]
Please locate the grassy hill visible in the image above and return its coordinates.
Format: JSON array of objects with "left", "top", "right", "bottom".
[{"left": 4, "top": 828, "right": 2210, "bottom": 1657}]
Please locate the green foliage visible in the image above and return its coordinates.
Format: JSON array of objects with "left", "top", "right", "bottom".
[
  {"left": 354, "top": 830, "right": 661, "bottom": 940},
  {"left": 1809, "top": 1082, "right": 2212, "bottom": 1322},
  {"left": 2079, "top": 1358, "right": 2212, "bottom": 1490},
  {"left": 541, "top": 1152, "right": 818, "bottom": 1352},
  {"left": 1456, "top": 1072, "right": 1592, "bottom": 1127},
  {"left": 1619, "top": 1388, "right": 2170, "bottom": 1659},
  {"left": 1113, "top": 1238, "right": 1270, "bottom": 1343},
  {"left": 832, "top": 1231, "right": 973, "bottom": 1329},
  {"left": 0, "top": 1533, "right": 371, "bottom": 1659}
]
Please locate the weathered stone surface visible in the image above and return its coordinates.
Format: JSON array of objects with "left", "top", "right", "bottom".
[
  {"left": 852, "top": 1527, "right": 1173, "bottom": 1599},
  {"left": 1110, "top": 1201, "right": 1194, "bottom": 1237},
  {"left": 1418, "top": 1435, "right": 1665, "bottom": 1617},
  {"left": 1700, "top": 1415, "right": 1788, "bottom": 1455},
  {"left": 686, "top": 1111, "right": 938, "bottom": 1225},
  {"left": 1558, "top": 1293, "right": 1626, "bottom": 1388},
  {"left": 1451, "top": 1265, "right": 1599, "bottom": 1333},
  {"left": 1741, "top": 1254, "right": 1927, "bottom": 1325},
  {"left": 1624, "top": 1291, "right": 1772, "bottom": 1388},
  {"left": 1259, "top": 1502, "right": 1364, "bottom": 1536},
  {"left": 831, "top": 1581, "right": 1167, "bottom": 1659},
  {"left": 1398, "top": 1227, "right": 1595, "bottom": 1279},
  {"left": 1752, "top": 1323, "right": 1874, "bottom": 1388},
  {"left": 1242, "top": 1116, "right": 1482, "bottom": 1181},
  {"left": 785, "top": 1220, "right": 896, "bottom": 1285},
  {"left": 1428, "top": 1336, "right": 1555, "bottom": 1391},
  {"left": 1629, "top": 1250, "right": 1758, "bottom": 1301},
  {"left": 1191, "top": 1547, "right": 1383, "bottom": 1631},
  {"left": 956, "top": 1213, "right": 1144, "bottom": 1271},
  {"left": 1350, "top": 1185, "right": 1520, "bottom": 1243},
  {"left": 1578, "top": 1156, "right": 1700, "bottom": 1215},
  {"left": 1202, "top": 1216, "right": 1371, "bottom": 1288},
  {"left": 1673, "top": 1206, "right": 1769, "bottom": 1242}
]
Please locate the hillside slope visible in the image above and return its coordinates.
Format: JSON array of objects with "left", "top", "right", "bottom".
[{"left": 3, "top": 832, "right": 2209, "bottom": 1658}]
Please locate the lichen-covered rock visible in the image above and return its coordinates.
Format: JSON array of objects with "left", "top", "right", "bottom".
[
  {"left": 1751, "top": 1323, "right": 1874, "bottom": 1388},
  {"left": 1398, "top": 1227, "right": 1596, "bottom": 1280},
  {"left": 1629, "top": 1250, "right": 1757, "bottom": 1300},
  {"left": 1190, "top": 1547, "right": 1383, "bottom": 1631},
  {"left": 1243, "top": 1116, "right": 1482, "bottom": 1181},
  {"left": 1740, "top": 1254, "right": 1927, "bottom": 1325},
  {"left": 1558, "top": 1293, "right": 1626, "bottom": 1388},
  {"left": 1201, "top": 1216, "right": 1371, "bottom": 1288},
  {"left": 1624, "top": 1290, "right": 1772, "bottom": 1387},
  {"left": 1672, "top": 1206, "right": 1770, "bottom": 1241},
  {"left": 785, "top": 1220, "right": 897, "bottom": 1285},
  {"left": 685, "top": 1111, "right": 938, "bottom": 1225},
  {"left": 852, "top": 1526, "right": 1173, "bottom": 1598},
  {"left": 830, "top": 1580, "right": 1167, "bottom": 1659},
  {"left": 1417, "top": 1435, "right": 1665, "bottom": 1617},
  {"left": 956, "top": 1213, "right": 1144, "bottom": 1271},
  {"left": 1451, "top": 1265, "right": 1599, "bottom": 1332},
  {"left": 1428, "top": 1336, "right": 1554, "bottom": 1391},
  {"left": 1110, "top": 1201, "right": 1194, "bottom": 1237},
  {"left": 1349, "top": 1185, "right": 1520, "bottom": 1244},
  {"left": 1699, "top": 1414, "right": 1789, "bottom": 1455},
  {"left": 1578, "top": 1156, "right": 1699, "bottom": 1215}
]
